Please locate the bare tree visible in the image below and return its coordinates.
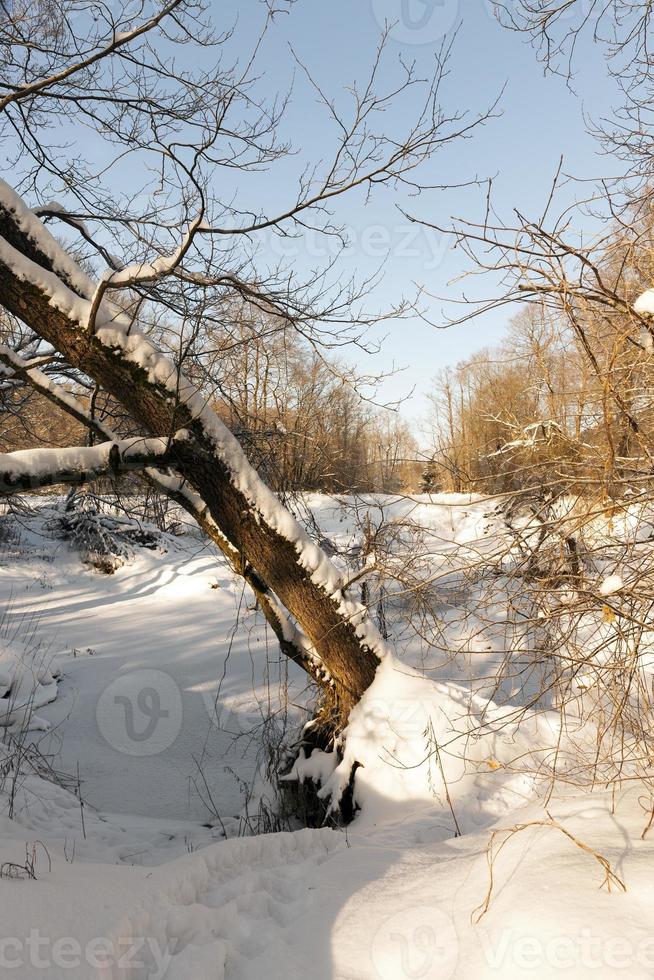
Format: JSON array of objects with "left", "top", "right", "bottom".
[{"left": 0, "top": 0, "right": 492, "bottom": 765}]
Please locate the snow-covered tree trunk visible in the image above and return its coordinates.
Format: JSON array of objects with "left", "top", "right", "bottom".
[{"left": 0, "top": 185, "right": 384, "bottom": 731}]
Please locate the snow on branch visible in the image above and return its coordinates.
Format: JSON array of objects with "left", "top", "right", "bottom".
[
  {"left": 85, "top": 213, "right": 205, "bottom": 332},
  {"left": 33, "top": 202, "right": 89, "bottom": 237},
  {"left": 0, "top": 0, "right": 184, "bottom": 114},
  {"left": 488, "top": 419, "right": 564, "bottom": 457},
  {"left": 0, "top": 344, "right": 114, "bottom": 440},
  {"left": 634, "top": 289, "right": 654, "bottom": 317},
  {"left": 0, "top": 435, "right": 187, "bottom": 494},
  {"left": 0, "top": 179, "right": 96, "bottom": 300},
  {"left": 104, "top": 216, "right": 204, "bottom": 289}
]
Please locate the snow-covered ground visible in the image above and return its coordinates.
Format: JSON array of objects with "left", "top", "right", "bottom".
[
  {"left": 0, "top": 493, "right": 652, "bottom": 979},
  {"left": 0, "top": 502, "right": 308, "bottom": 826}
]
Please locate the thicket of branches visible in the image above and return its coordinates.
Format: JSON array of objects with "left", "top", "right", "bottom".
[{"left": 408, "top": 0, "right": 654, "bottom": 812}]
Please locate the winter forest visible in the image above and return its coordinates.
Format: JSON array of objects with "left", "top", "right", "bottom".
[{"left": 2, "top": 1, "right": 654, "bottom": 978}]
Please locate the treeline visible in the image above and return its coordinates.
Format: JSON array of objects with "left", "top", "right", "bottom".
[
  {"left": 1, "top": 314, "right": 421, "bottom": 494},
  {"left": 424, "top": 248, "right": 654, "bottom": 498},
  {"left": 201, "top": 320, "right": 421, "bottom": 493}
]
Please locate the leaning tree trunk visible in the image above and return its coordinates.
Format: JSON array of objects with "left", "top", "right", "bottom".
[
  {"left": 0, "top": 184, "right": 383, "bottom": 733},
  {"left": 0, "top": 342, "right": 341, "bottom": 691}
]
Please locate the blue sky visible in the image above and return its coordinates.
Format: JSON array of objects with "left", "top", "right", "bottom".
[
  {"left": 218, "top": 0, "right": 620, "bottom": 424},
  {"left": 5, "top": 0, "right": 619, "bottom": 427}
]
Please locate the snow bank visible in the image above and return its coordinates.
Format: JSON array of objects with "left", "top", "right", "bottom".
[
  {"left": 100, "top": 828, "right": 341, "bottom": 980},
  {"left": 0, "top": 494, "right": 652, "bottom": 979},
  {"left": 0, "top": 638, "right": 60, "bottom": 731},
  {"left": 286, "top": 655, "right": 557, "bottom": 833},
  {"left": 92, "top": 788, "right": 654, "bottom": 980}
]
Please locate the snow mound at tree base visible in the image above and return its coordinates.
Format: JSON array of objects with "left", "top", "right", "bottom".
[
  {"left": 287, "top": 655, "right": 561, "bottom": 834},
  {"left": 0, "top": 638, "right": 60, "bottom": 732}
]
